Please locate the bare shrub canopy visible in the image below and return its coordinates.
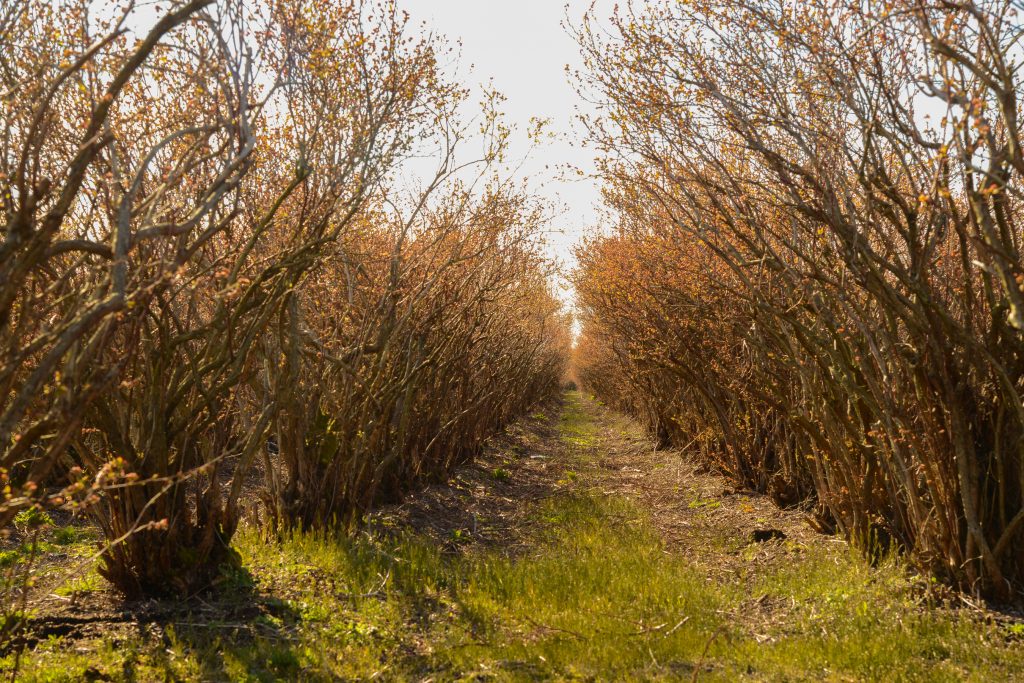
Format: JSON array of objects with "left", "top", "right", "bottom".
[
  {"left": 0, "top": 0, "right": 569, "bottom": 599},
  {"left": 572, "top": 0, "right": 1024, "bottom": 598}
]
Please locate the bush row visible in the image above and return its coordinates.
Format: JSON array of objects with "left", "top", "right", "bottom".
[
  {"left": 572, "top": 0, "right": 1024, "bottom": 599},
  {"left": 1, "top": 0, "right": 568, "bottom": 598}
]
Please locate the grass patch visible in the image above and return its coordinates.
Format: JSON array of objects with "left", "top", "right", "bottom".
[
  {"left": 51, "top": 527, "right": 77, "bottom": 546},
  {"left": 559, "top": 391, "right": 599, "bottom": 449},
  {"left": 687, "top": 497, "right": 722, "bottom": 511},
  {"left": 53, "top": 568, "right": 103, "bottom": 597}
]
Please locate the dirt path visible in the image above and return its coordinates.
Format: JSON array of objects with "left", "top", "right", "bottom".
[
  {"left": 372, "top": 390, "right": 828, "bottom": 577},
  {"left": 575, "top": 395, "right": 838, "bottom": 590},
  {"left": 352, "top": 390, "right": 857, "bottom": 665}
]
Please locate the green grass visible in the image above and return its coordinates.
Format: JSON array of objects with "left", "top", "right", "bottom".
[
  {"left": 52, "top": 568, "right": 103, "bottom": 597},
  {"left": 7, "top": 393, "right": 1024, "bottom": 681},
  {"left": 558, "top": 392, "right": 600, "bottom": 449},
  {"left": 11, "top": 498, "right": 1024, "bottom": 681},
  {"left": 51, "top": 527, "right": 77, "bottom": 546}
]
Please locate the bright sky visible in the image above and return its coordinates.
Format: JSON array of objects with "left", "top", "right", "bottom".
[{"left": 396, "top": 1, "right": 618, "bottom": 300}]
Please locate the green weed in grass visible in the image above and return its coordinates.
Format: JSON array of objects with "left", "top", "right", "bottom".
[{"left": 0, "top": 551, "right": 19, "bottom": 569}]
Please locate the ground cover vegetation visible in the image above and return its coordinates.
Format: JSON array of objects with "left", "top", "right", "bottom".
[
  {"left": 571, "top": 0, "right": 1024, "bottom": 600},
  {"left": 0, "top": 0, "right": 569, "bottom": 645},
  {"left": 11, "top": 394, "right": 1024, "bottom": 681}
]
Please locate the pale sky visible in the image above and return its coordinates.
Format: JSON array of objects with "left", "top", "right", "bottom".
[{"left": 396, "top": 1, "right": 619, "bottom": 299}]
